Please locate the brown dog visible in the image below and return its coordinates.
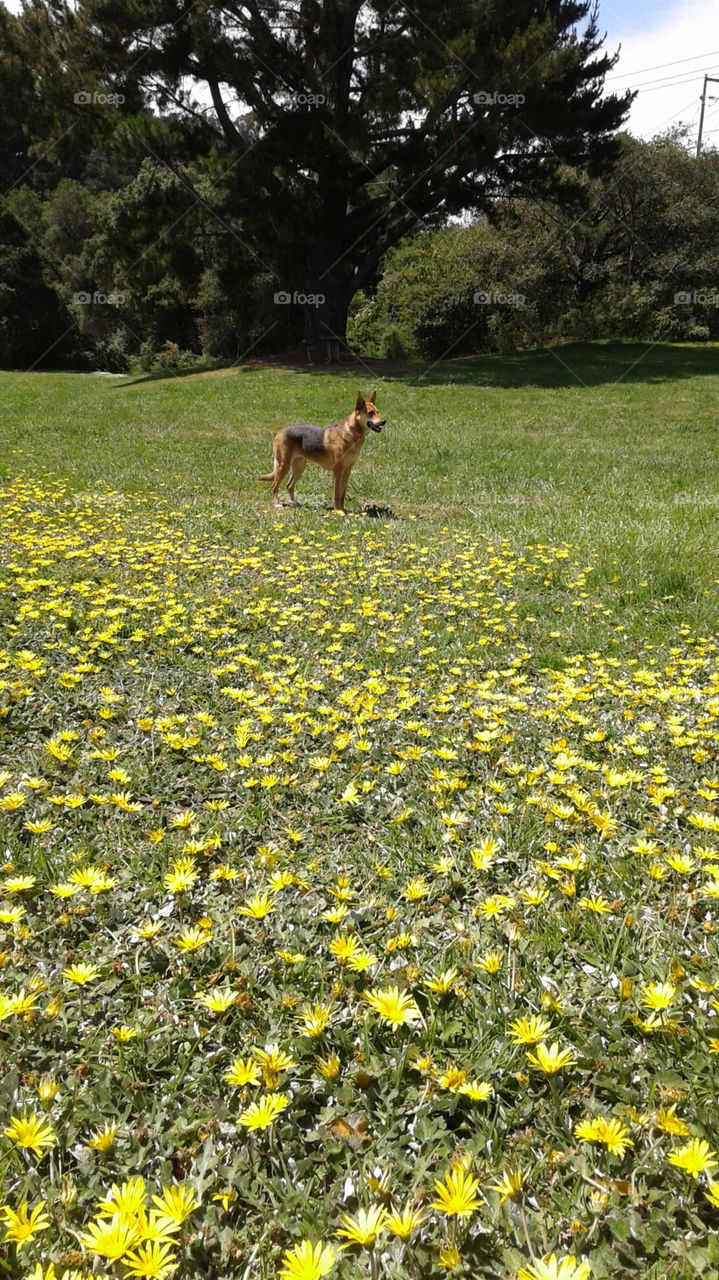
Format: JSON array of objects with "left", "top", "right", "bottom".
[{"left": 259, "top": 391, "right": 385, "bottom": 510}]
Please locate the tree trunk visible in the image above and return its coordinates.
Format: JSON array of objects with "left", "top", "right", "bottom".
[{"left": 303, "top": 243, "right": 352, "bottom": 355}]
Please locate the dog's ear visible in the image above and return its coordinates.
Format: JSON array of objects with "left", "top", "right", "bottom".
[
  {"left": 355, "top": 391, "right": 366, "bottom": 411},
  {"left": 369, "top": 389, "right": 378, "bottom": 405}
]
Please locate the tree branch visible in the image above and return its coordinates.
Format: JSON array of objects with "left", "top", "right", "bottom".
[{"left": 207, "top": 75, "right": 247, "bottom": 149}]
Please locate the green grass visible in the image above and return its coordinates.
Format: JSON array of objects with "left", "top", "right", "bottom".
[
  {"left": 2, "top": 343, "right": 719, "bottom": 1280},
  {"left": 2, "top": 340, "right": 718, "bottom": 654}
]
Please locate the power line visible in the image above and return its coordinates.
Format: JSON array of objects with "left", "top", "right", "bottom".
[
  {"left": 609, "top": 66, "right": 719, "bottom": 95},
  {"left": 636, "top": 73, "right": 717, "bottom": 96},
  {"left": 607, "top": 49, "right": 719, "bottom": 82}
]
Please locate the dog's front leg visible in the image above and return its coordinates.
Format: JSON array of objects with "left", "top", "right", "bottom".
[{"left": 332, "top": 468, "right": 344, "bottom": 512}]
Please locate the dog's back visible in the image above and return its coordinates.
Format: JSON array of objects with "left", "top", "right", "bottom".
[{"left": 283, "top": 423, "right": 327, "bottom": 457}]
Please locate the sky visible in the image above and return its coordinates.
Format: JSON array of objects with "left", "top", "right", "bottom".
[
  {"left": 3, "top": 0, "right": 719, "bottom": 147},
  {"left": 598, "top": 0, "right": 719, "bottom": 145}
]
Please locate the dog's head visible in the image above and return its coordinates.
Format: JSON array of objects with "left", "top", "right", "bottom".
[{"left": 355, "top": 390, "right": 386, "bottom": 432}]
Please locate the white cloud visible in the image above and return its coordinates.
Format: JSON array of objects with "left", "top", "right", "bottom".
[{"left": 601, "top": 0, "right": 719, "bottom": 145}]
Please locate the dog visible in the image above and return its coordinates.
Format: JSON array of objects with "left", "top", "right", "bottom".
[{"left": 259, "top": 391, "right": 385, "bottom": 510}]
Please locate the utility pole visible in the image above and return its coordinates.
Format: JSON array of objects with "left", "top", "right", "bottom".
[{"left": 697, "top": 74, "right": 719, "bottom": 156}]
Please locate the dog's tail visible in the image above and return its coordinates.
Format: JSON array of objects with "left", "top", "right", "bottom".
[{"left": 258, "top": 471, "right": 275, "bottom": 482}]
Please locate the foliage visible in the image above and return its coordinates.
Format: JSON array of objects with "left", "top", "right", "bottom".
[
  {"left": 0, "top": 200, "right": 75, "bottom": 369},
  {"left": 350, "top": 134, "right": 719, "bottom": 358},
  {"left": 33, "top": 0, "right": 632, "bottom": 340}
]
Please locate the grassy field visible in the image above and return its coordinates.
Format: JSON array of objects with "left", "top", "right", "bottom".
[
  {"left": 2, "top": 340, "right": 719, "bottom": 654},
  {"left": 1, "top": 343, "right": 719, "bottom": 1280}
]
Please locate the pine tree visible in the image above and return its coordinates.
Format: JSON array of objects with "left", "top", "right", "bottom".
[{"left": 55, "top": 0, "right": 633, "bottom": 349}]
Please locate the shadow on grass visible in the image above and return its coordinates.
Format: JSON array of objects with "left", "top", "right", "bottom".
[
  {"left": 415, "top": 341, "right": 719, "bottom": 389},
  {"left": 117, "top": 362, "right": 235, "bottom": 387},
  {"left": 366, "top": 341, "right": 719, "bottom": 389},
  {"left": 270, "top": 496, "right": 403, "bottom": 520},
  {"left": 112, "top": 341, "right": 719, "bottom": 391}
]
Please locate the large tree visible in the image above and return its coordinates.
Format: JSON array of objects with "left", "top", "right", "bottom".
[{"left": 16, "top": 0, "right": 633, "bottom": 349}]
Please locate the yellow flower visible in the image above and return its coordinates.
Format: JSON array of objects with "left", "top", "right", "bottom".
[
  {"left": 37, "top": 1074, "right": 59, "bottom": 1102},
  {"left": 151, "top": 1182, "right": 197, "bottom": 1225},
  {"left": 97, "top": 1176, "right": 147, "bottom": 1217},
  {"left": 705, "top": 1182, "right": 719, "bottom": 1210},
  {"left": 668, "top": 1138, "right": 718, "bottom": 1178},
  {"left": 385, "top": 1203, "right": 426, "bottom": 1238},
  {"left": 640, "top": 981, "right": 676, "bottom": 1011},
  {"left": 4, "top": 988, "right": 40, "bottom": 1016},
  {"left": 574, "top": 1117, "right": 632, "bottom": 1156},
  {"left": 139, "top": 1210, "right": 181, "bottom": 1244},
  {"left": 0, "top": 905, "right": 25, "bottom": 924},
  {"left": 336, "top": 1205, "right": 388, "bottom": 1248},
  {"left": 212, "top": 1189, "right": 237, "bottom": 1212},
  {"left": 430, "top": 1167, "right": 482, "bottom": 1218},
  {"left": 279, "top": 1240, "right": 336, "bottom": 1280},
  {"left": 3, "top": 875, "right": 36, "bottom": 892},
  {"left": 238, "top": 1093, "right": 289, "bottom": 1129},
  {"left": 526, "top": 1042, "right": 576, "bottom": 1073},
  {"left": 655, "top": 1106, "right": 689, "bottom": 1136},
  {"left": 123, "top": 1241, "right": 177, "bottom": 1279},
  {"left": 252, "top": 1046, "right": 295, "bottom": 1074},
  {"left": 225, "top": 1057, "right": 262, "bottom": 1087},
  {"left": 238, "top": 893, "right": 275, "bottom": 919},
  {"left": 424, "top": 968, "right": 459, "bottom": 994},
  {"left": 475, "top": 950, "right": 503, "bottom": 974},
  {"left": 438, "top": 1066, "right": 467, "bottom": 1091},
  {"left": 132, "top": 921, "right": 163, "bottom": 941},
  {"left": 517, "top": 1256, "right": 591, "bottom": 1280},
  {"left": 508, "top": 1015, "right": 552, "bottom": 1045},
  {"left": 329, "top": 933, "right": 360, "bottom": 964},
  {"left": 4, "top": 1111, "right": 56, "bottom": 1156},
  {"left": 49, "top": 880, "right": 81, "bottom": 901},
  {"left": 25, "top": 818, "right": 53, "bottom": 834},
  {"left": 299, "top": 1002, "right": 334, "bottom": 1037},
  {"left": 79, "top": 1213, "right": 140, "bottom": 1259},
  {"left": 0, "top": 1199, "right": 50, "bottom": 1249},
  {"left": 111, "top": 1024, "right": 138, "bottom": 1041},
  {"left": 491, "top": 1169, "right": 523, "bottom": 1204},
  {"left": 521, "top": 888, "right": 550, "bottom": 906},
  {"left": 578, "top": 896, "right": 612, "bottom": 914},
  {"left": 163, "top": 862, "right": 198, "bottom": 894},
  {"left": 196, "top": 987, "right": 239, "bottom": 1013},
  {"left": 347, "top": 950, "right": 378, "bottom": 972},
  {"left": 174, "top": 927, "right": 211, "bottom": 952},
  {"left": 365, "top": 986, "right": 422, "bottom": 1027},
  {"left": 86, "top": 1122, "right": 120, "bottom": 1151},
  {"left": 315, "top": 1054, "right": 341, "bottom": 1080},
  {"left": 62, "top": 964, "right": 101, "bottom": 985},
  {"left": 457, "top": 1079, "right": 493, "bottom": 1102}
]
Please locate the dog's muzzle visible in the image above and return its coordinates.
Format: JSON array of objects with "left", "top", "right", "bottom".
[{"left": 369, "top": 419, "right": 386, "bottom": 432}]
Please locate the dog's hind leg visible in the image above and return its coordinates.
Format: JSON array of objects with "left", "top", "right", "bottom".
[
  {"left": 270, "top": 444, "right": 292, "bottom": 507},
  {"left": 337, "top": 466, "right": 352, "bottom": 511},
  {"left": 286, "top": 456, "right": 306, "bottom": 506}
]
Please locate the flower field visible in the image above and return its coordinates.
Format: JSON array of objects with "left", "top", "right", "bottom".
[{"left": 2, "top": 471, "right": 719, "bottom": 1280}]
